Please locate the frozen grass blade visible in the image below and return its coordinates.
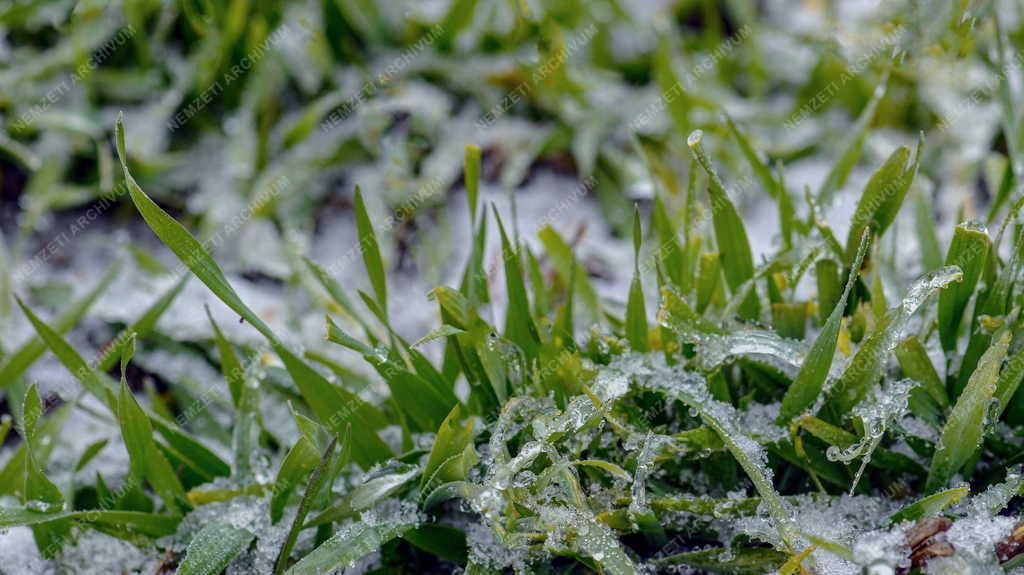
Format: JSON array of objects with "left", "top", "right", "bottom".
[
  {"left": 888, "top": 487, "right": 968, "bottom": 525},
  {"left": 420, "top": 405, "right": 477, "bottom": 497},
  {"left": 927, "top": 330, "right": 1011, "bottom": 492},
  {"left": 177, "top": 523, "right": 256, "bottom": 575},
  {"left": 286, "top": 515, "right": 417, "bottom": 575},
  {"left": 824, "top": 265, "right": 962, "bottom": 417}
]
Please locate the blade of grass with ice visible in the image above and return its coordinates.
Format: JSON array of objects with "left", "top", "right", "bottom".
[
  {"left": 420, "top": 405, "right": 478, "bottom": 497},
  {"left": 823, "top": 265, "right": 962, "bottom": 418},
  {"left": 177, "top": 523, "right": 255, "bottom": 575},
  {"left": 286, "top": 515, "right": 418, "bottom": 575},
  {"left": 927, "top": 330, "right": 1011, "bottom": 492},
  {"left": 889, "top": 487, "right": 969, "bottom": 525}
]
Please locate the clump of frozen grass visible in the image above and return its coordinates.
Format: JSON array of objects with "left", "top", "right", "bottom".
[{"left": 2, "top": 2, "right": 1024, "bottom": 574}]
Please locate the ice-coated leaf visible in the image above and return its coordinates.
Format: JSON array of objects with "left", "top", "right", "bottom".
[
  {"left": 824, "top": 265, "right": 962, "bottom": 417},
  {"left": 176, "top": 522, "right": 255, "bottom": 575},
  {"left": 657, "top": 546, "right": 786, "bottom": 574},
  {"left": 308, "top": 463, "right": 420, "bottom": 526},
  {"left": 540, "top": 506, "right": 637, "bottom": 575},
  {"left": 927, "top": 331, "right": 1011, "bottom": 492},
  {"left": 286, "top": 506, "right": 419, "bottom": 575},
  {"left": 627, "top": 355, "right": 796, "bottom": 550}
]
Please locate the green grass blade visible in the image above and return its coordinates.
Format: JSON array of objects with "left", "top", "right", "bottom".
[
  {"left": 912, "top": 187, "right": 943, "bottom": 272},
  {"left": 688, "top": 130, "right": 759, "bottom": 320},
  {"left": 96, "top": 275, "right": 189, "bottom": 373},
  {"left": 817, "top": 68, "right": 890, "bottom": 205},
  {"left": 896, "top": 336, "right": 948, "bottom": 426},
  {"left": 14, "top": 296, "right": 114, "bottom": 403},
  {"left": 176, "top": 523, "right": 255, "bottom": 575},
  {"left": 537, "top": 224, "right": 602, "bottom": 321},
  {"left": 937, "top": 221, "right": 990, "bottom": 353},
  {"left": 724, "top": 113, "right": 776, "bottom": 194},
  {"left": 0, "top": 507, "right": 180, "bottom": 537},
  {"left": 205, "top": 306, "right": 244, "bottom": 408},
  {"left": 814, "top": 259, "right": 841, "bottom": 325},
  {"left": 651, "top": 194, "right": 686, "bottom": 292},
  {"left": 995, "top": 346, "right": 1024, "bottom": 421},
  {"left": 420, "top": 405, "right": 478, "bottom": 497},
  {"left": 824, "top": 265, "right": 962, "bottom": 417},
  {"left": 286, "top": 516, "right": 416, "bottom": 575},
  {"left": 0, "top": 261, "right": 119, "bottom": 388},
  {"left": 270, "top": 436, "right": 320, "bottom": 524},
  {"left": 626, "top": 205, "right": 649, "bottom": 352},
  {"left": 117, "top": 376, "right": 187, "bottom": 514},
  {"left": 274, "top": 435, "right": 338, "bottom": 575},
  {"left": 115, "top": 115, "right": 277, "bottom": 343},
  {"left": 493, "top": 206, "right": 540, "bottom": 360},
  {"left": 927, "top": 330, "right": 1011, "bottom": 492},
  {"left": 888, "top": 487, "right": 968, "bottom": 525},
  {"left": 117, "top": 116, "right": 391, "bottom": 469},
  {"left": 843, "top": 136, "right": 921, "bottom": 267},
  {"left": 779, "top": 230, "right": 869, "bottom": 422},
  {"left": 353, "top": 186, "right": 388, "bottom": 316},
  {"left": 465, "top": 145, "right": 481, "bottom": 223}
]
